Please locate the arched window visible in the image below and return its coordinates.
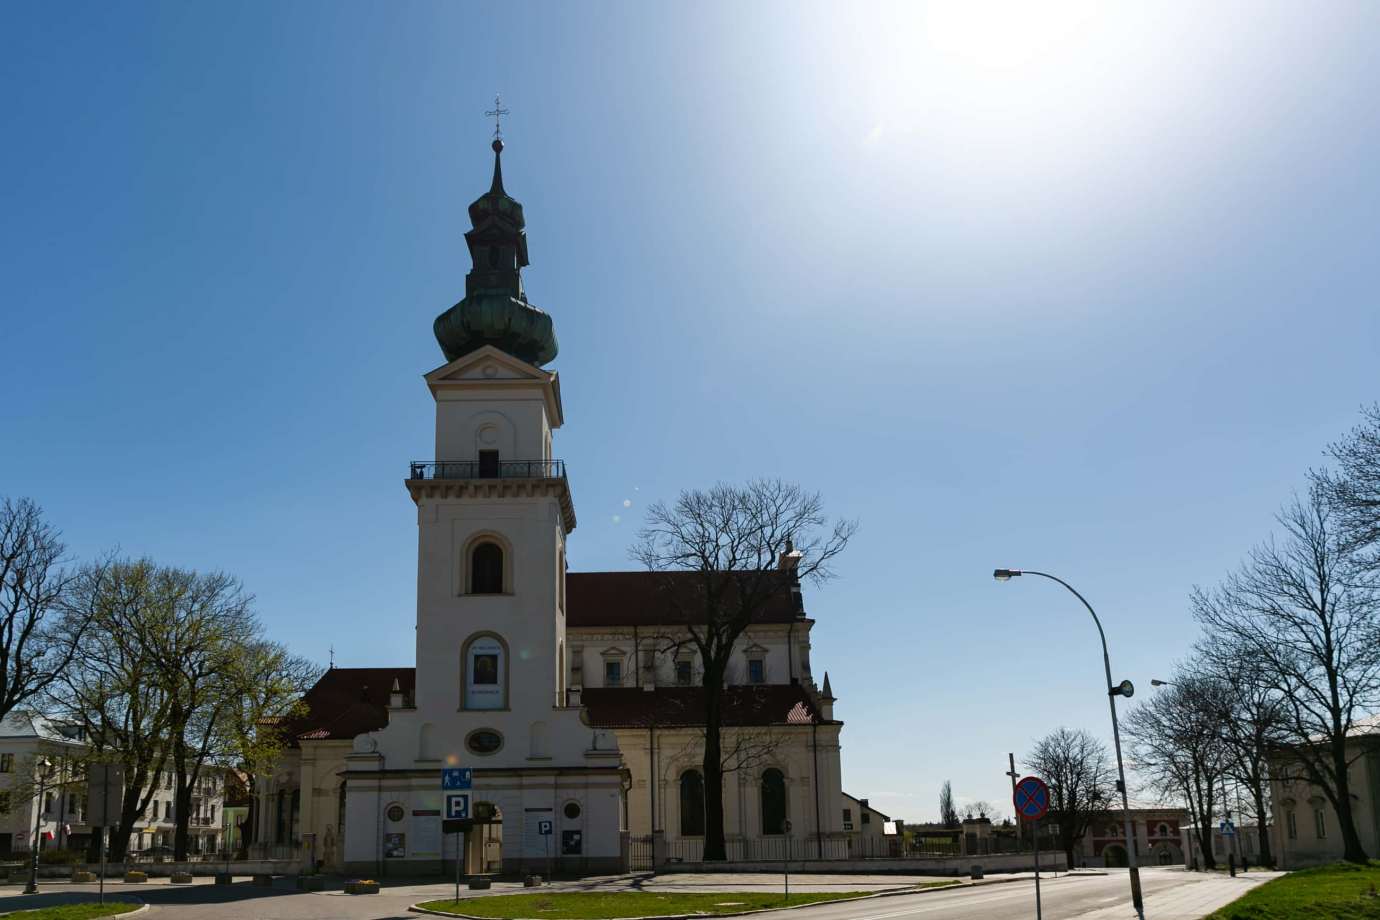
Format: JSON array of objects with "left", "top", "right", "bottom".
[
  {"left": 761, "top": 768, "right": 787, "bottom": 836},
  {"left": 680, "top": 770, "right": 705, "bottom": 837},
  {"left": 471, "top": 542, "right": 504, "bottom": 594}
]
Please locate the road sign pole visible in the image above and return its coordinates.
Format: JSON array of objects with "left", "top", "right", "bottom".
[
  {"left": 455, "top": 830, "right": 462, "bottom": 901},
  {"left": 99, "top": 778, "right": 106, "bottom": 905},
  {"left": 1033, "top": 818, "right": 1042, "bottom": 920}
]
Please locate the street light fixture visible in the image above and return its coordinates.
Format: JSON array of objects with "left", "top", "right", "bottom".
[
  {"left": 993, "top": 568, "right": 1146, "bottom": 920},
  {"left": 24, "top": 757, "right": 54, "bottom": 895},
  {"left": 1150, "top": 679, "right": 1172, "bottom": 688}
]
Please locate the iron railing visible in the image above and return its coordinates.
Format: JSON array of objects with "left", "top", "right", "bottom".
[{"left": 409, "top": 460, "right": 567, "bottom": 481}]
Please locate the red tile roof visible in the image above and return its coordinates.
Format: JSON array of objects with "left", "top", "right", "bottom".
[
  {"left": 276, "top": 667, "right": 415, "bottom": 747},
  {"left": 581, "top": 684, "right": 824, "bottom": 729},
  {"left": 566, "top": 571, "right": 802, "bottom": 628}
]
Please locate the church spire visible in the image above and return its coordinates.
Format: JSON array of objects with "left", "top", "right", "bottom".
[
  {"left": 489, "top": 138, "right": 506, "bottom": 195},
  {"left": 432, "top": 119, "right": 558, "bottom": 367}
]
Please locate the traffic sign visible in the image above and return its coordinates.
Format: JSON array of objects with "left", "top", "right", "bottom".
[
  {"left": 445, "top": 793, "right": 470, "bottom": 820},
  {"left": 1014, "top": 775, "right": 1050, "bottom": 821},
  {"left": 442, "top": 768, "right": 472, "bottom": 790},
  {"left": 538, "top": 819, "right": 553, "bottom": 836}
]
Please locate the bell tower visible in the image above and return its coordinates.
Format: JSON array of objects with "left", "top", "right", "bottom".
[
  {"left": 343, "top": 126, "right": 619, "bottom": 879},
  {"left": 407, "top": 134, "right": 575, "bottom": 743}
]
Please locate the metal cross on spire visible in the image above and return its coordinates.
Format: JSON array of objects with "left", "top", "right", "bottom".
[{"left": 485, "top": 94, "right": 510, "bottom": 139}]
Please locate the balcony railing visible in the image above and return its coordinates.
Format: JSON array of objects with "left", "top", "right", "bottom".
[{"left": 409, "top": 459, "right": 566, "bottom": 481}]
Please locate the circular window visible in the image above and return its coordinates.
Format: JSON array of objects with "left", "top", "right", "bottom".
[
  {"left": 466, "top": 729, "right": 504, "bottom": 756},
  {"left": 386, "top": 804, "right": 405, "bottom": 823},
  {"left": 564, "top": 801, "right": 581, "bottom": 821}
]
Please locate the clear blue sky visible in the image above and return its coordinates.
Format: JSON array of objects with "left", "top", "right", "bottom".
[{"left": 4, "top": 1, "right": 1378, "bottom": 822}]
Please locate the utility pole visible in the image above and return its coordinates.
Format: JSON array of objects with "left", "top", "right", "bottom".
[{"left": 1006, "top": 754, "right": 1022, "bottom": 846}]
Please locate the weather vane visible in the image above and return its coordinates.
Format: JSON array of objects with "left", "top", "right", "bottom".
[{"left": 485, "top": 94, "right": 510, "bottom": 140}]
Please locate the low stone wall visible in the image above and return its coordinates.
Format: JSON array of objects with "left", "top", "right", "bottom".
[
  {"left": 20, "top": 859, "right": 301, "bottom": 880},
  {"left": 659, "top": 851, "right": 1069, "bottom": 876}
]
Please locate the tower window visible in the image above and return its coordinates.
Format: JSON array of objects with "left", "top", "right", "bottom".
[
  {"left": 675, "top": 660, "right": 692, "bottom": 686},
  {"left": 748, "top": 659, "right": 765, "bottom": 684},
  {"left": 471, "top": 542, "right": 504, "bottom": 594},
  {"left": 478, "top": 450, "right": 500, "bottom": 478},
  {"left": 605, "top": 660, "right": 622, "bottom": 687}
]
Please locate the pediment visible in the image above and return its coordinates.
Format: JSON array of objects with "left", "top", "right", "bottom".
[
  {"left": 426, "top": 345, "right": 551, "bottom": 384},
  {"left": 424, "top": 345, "right": 564, "bottom": 427}
]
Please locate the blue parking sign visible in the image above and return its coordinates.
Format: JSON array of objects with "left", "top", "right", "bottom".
[
  {"left": 446, "top": 793, "right": 470, "bottom": 819},
  {"left": 442, "top": 768, "right": 472, "bottom": 790}
]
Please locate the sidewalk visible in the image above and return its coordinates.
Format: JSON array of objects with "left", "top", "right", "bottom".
[{"left": 1072, "top": 871, "right": 1278, "bottom": 920}]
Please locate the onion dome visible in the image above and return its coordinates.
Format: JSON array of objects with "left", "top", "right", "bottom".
[{"left": 433, "top": 138, "right": 558, "bottom": 366}]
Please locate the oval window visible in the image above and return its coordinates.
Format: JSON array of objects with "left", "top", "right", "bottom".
[
  {"left": 564, "top": 801, "right": 581, "bottom": 820},
  {"left": 386, "top": 804, "right": 405, "bottom": 823},
  {"left": 466, "top": 729, "right": 504, "bottom": 756}
]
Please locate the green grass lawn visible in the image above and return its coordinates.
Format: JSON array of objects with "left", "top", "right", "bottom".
[
  {"left": 417, "top": 890, "right": 888, "bottom": 918},
  {"left": 1, "top": 904, "right": 141, "bottom": 920},
  {"left": 1206, "top": 861, "right": 1380, "bottom": 919}
]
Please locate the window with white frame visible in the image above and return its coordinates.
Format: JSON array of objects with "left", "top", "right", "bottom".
[{"left": 1314, "top": 808, "right": 1326, "bottom": 838}]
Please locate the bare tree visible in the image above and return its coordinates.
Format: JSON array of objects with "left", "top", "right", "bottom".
[
  {"left": 1193, "top": 643, "right": 1288, "bottom": 866},
  {"left": 1192, "top": 488, "right": 1380, "bottom": 863},
  {"left": 1316, "top": 403, "right": 1380, "bottom": 567},
  {"left": 633, "top": 480, "right": 855, "bottom": 860},
  {"left": 1125, "top": 673, "right": 1233, "bottom": 869},
  {"left": 0, "top": 497, "right": 102, "bottom": 722},
  {"left": 1027, "top": 727, "right": 1114, "bottom": 869},
  {"left": 939, "top": 780, "right": 959, "bottom": 828}
]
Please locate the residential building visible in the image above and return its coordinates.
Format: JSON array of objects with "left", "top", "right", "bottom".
[
  {"left": 1076, "top": 806, "right": 1187, "bottom": 867},
  {"left": 1268, "top": 714, "right": 1380, "bottom": 868},
  {"left": 0, "top": 714, "right": 86, "bottom": 858}
]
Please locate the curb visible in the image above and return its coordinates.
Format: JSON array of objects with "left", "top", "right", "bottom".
[
  {"left": 405, "top": 871, "right": 1100, "bottom": 919},
  {"left": 407, "top": 883, "right": 973, "bottom": 919}
]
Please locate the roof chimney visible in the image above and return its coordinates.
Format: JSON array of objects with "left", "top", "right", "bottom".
[{"left": 388, "top": 678, "right": 405, "bottom": 709}]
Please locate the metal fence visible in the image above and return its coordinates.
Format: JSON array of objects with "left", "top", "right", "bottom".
[{"left": 628, "top": 835, "right": 654, "bottom": 872}]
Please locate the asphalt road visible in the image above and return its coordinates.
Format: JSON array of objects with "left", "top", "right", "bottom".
[{"left": 0, "top": 868, "right": 1268, "bottom": 919}]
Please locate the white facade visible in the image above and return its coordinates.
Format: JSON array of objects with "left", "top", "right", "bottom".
[
  {"left": 336, "top": 346, "right": 622, "bottom": 876},
  {"left": 0, "top": 715, "right": 86, "bottom": 859}
]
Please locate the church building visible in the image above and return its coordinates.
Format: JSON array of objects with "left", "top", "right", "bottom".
[{"left": 254, "top": 136, "right": 846, "bottom": 877}]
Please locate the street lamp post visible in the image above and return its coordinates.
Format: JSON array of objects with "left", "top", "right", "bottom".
[
  {"left": 993, "top": 569, "right": 1146, "bottom": 920},
  {"left": 23, "top": 758, "right": 54, "bottom": 895}
]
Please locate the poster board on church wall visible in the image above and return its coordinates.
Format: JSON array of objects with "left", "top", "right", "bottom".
[
  {"left": 412, "top": 808, "right": 441, "bottom": 859},
  {"left": 466, "top": 637, "right": 506, "bottom": 709}
]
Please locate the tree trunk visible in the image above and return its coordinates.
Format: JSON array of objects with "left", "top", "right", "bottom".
[
  {"left": 111, "top": 779, "right": 145, "bottom": 863},
  {"left": 1330, "top": 742, "right": 1369, "bottom": 863},
  {"left": 701, "top": 667, "right": 726, "bottom": 861},
  {"left": 1250, "top": 785, "right": 1272, "bottom": 867}
]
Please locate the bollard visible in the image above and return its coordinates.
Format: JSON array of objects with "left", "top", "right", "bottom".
[{"left": 970, "top": 864, "right": 984, "bottom": 880}]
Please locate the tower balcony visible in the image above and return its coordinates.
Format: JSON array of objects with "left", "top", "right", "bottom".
[
  {"left": 409, "top": 459, "right": 566, "bottom": 481},
  {"left": 405, "top": 459, "right": 576, "bottom": 532}
]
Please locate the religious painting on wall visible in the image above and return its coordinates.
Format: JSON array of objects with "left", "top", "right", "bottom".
[
  {"left": 384, "top": 833, "right": 406, "bottom": 858},
  {"left": 473, "top": 654, "right": 498, "bottom": 685},
  {"left": 466, "top": 638, "right": 505, "bottom": 709}
]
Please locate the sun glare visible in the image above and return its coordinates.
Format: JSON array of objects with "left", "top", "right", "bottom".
[{"left": 925, "top": 1, "right": 1102, "bottom": 71}]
